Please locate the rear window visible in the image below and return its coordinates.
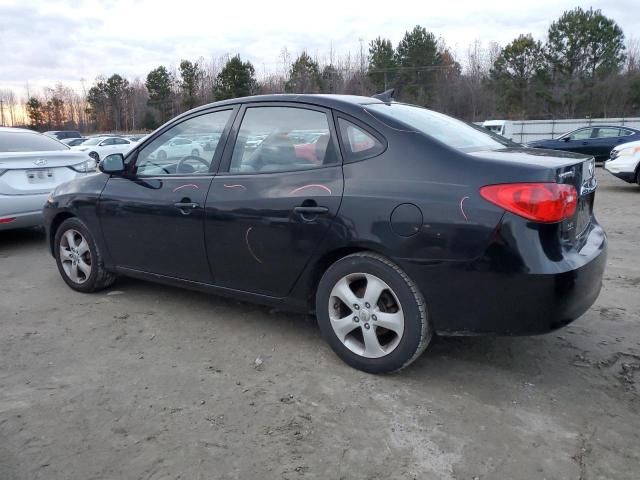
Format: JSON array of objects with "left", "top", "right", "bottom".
[
  {"left": 366, "top": 103, "right": 506, "bottom": 152},
  {"left": 0, "top": 131, "right": 69, "bottom": 152}
]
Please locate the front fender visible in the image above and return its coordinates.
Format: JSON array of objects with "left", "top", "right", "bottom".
[{"left": 44, "top": 173, "right": 110, "bottom": 259}]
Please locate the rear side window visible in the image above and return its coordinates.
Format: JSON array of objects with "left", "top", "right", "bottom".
[
  {"left": 0, "top": 131, "right": 68, "bottom": 152},
  {"left": 596, "top": 127, "right": 620, "bottom": 138},
  {"left": 337, "top": 118, "right": 384, "bottom": 161},
  {"left": 230, "top": 106, "right": 337, "bottom": 173}
]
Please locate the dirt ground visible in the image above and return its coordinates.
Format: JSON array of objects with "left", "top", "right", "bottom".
[{"left": 1, "top": 169, "right": 639, "bottom": 480}]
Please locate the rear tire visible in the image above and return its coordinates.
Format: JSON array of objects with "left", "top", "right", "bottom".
[
  {"left": 315, "top": 252, "right": 432, "bottom": 373},
  {"left": 54, "top": 217, "right": 116, "bottom": 293}
]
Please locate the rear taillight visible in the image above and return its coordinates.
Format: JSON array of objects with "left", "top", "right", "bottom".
[
  {"left": 480, "top": 182, "right": 577, "bottom": 223},
  {"left": 0, "top": 217, "right": 17, "bottom": 224}
]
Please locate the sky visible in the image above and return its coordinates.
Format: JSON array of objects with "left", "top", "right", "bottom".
[{"left": 0, "top": 0, "right": 639, "bottom": 97}]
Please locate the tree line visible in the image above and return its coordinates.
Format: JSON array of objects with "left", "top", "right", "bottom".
[{"left": 7, "top": 6, "right": 640, "bottom": 133}]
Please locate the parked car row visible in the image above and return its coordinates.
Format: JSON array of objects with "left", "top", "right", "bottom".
[
  {"left": 70, "top": 136, "right": 139, "bottom": 161},
  {"left": 481, "top": 122, "right": 640, "bottom": 187},
  {"left": 526, "top": 125, "right": 640, "bottom": 162}
]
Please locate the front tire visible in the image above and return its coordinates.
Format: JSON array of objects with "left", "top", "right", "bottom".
[
  {"left": 54, "top": 217, "right": 116, "bottom": 293},
  {"left": 316, "top": 252, "right": 432, "bottom": 373}
]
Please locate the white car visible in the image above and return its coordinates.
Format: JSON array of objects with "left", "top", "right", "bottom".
[
  {"left": 70, "top": 136, "right": 137, "bottom": 161},
  {"left": 151, "top": 137, "right": 202, "bottom": 160},
  {"left": 604, "top": 140, "right": 640, "bottom": 186},
  {"left": 0, "top": 127, "right": 96, "bottom": 230}
]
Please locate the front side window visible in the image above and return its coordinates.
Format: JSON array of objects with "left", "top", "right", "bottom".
[
  {"left": 136, "top": 110, "right": 232, "bottom": 176},
  {"left": 101, "top": 138, "right": 116, "bottom": 146},
  {"left": 229, "top": 107, "right": 336, "bottom": 173},
  {"left": 568, "top": 128, "right": 593, "bottom": 141}
]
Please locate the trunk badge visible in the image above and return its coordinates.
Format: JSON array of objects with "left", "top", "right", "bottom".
[{"left": 34, "top": 158, "right": 47, "bottom": 166}]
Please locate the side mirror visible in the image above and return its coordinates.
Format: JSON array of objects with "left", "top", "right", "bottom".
[
  {"left": 99, "top": 153, "right": 126, "bottom": 174},
  {"left": 563, "top": 137, "right": 571, "bottom": 142}
]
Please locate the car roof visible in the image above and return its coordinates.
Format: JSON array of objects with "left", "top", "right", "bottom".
[
  {"left": 574, "top": 125, "right": 639, "bottom": 130},
  {"left": 187, "top": 94, "right": 385, "bottom": 115}
]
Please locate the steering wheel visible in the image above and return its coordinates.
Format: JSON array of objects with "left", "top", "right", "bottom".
[{"left": 176, "top": 155, "right": 210, "bottom": 173}]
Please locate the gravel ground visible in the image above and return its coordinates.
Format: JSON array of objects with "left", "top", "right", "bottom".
[{"left": 1, "top": 169, "right": 639, "bottom": 480}]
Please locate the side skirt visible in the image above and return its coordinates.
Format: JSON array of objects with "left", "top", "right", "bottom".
[{"left": 113, "top": 266, "right": 310, "bottom": 313}]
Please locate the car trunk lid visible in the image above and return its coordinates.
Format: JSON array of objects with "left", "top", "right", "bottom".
[{"left": 0, "top": 151, "right": 89, "bottom": 195}]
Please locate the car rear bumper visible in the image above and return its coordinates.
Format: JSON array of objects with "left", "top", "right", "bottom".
[
  {"left": 0, "top": 193, "right": 48, "bottom": 230},
  {"left": 399, "top": 222, "right": 607, "bottom": 336}
]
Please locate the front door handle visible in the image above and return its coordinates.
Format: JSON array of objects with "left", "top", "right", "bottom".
[{"left": 294, "top": 206, "right": 329, "bottom": 215}]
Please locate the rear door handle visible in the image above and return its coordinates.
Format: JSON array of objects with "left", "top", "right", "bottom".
[
  {"left": 294, "top": 206, "right": 329, "bottom": 214},
  {"left": 174, "top": 201, "right": 200, "bottom": 209}
]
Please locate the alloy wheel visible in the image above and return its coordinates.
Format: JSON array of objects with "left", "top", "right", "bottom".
[
  {"left": 328, "top": 273, "right": 404, "bottom": 358},
  {"left": 59, "top": 229, "right": 92, "bottom": 284}
]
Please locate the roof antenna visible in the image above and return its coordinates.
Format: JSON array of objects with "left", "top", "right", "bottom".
[{"left": 372, "top": 88, "right": 394, "bottom": 103}]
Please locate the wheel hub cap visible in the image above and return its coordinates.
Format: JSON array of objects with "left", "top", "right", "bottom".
[
  {"left": 328, "top": 272, "right": 404, "bottom": 359},
  {"left": 59, "top": 229, "right": 92, "bottom": 284}
]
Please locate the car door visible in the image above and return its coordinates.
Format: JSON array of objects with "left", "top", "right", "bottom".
[
  {"left": 205, "top": 103, "right": 344, "bottom": 297},
  {"left": 590, "top": 127, "right": 624, "bottom": 160},
  {"left": 561, "top": 127, "right": 595, "bottom": 156},
  {"left": 98, "top": 108, "right": 236, "bottom": 282}
]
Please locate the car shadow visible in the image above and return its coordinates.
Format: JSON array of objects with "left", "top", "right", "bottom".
[
  {"left": 0, "top": 227, "right": 46, "bottom": 254},
  {"left": 597, "top": 183, "right": 639, "bottom": 194},
  {"left": 107, "top": 275, "right": 567, "bottom": 381}
]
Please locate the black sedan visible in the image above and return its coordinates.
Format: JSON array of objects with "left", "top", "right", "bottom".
[
  {"left": 527, "top": 125, "right": 640, "bottom": 162},
  {"left": 43, "top": 94, "right": 607, "bottom": 373}
]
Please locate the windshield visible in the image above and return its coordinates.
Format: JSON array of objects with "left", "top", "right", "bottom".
[
  {"left": 81, "top": 138, "right": 103, "bottom": 145},
  {"left": 366, "top": 103, "right": 506, "bottom": 152},
  {"left": 0, "top": 131, "right": 69, "bottom": 152}
]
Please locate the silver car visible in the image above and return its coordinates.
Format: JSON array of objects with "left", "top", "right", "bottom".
[{"left": 0, "top": 127, "right": 96, "bottom": 230}]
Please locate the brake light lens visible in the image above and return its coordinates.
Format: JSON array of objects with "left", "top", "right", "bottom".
[
  {"left": 0, "top": 217, "right": 17, "bottom": 224},
  {"left": 480, "top": 183, "right": 577, "bottom": 223}
]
